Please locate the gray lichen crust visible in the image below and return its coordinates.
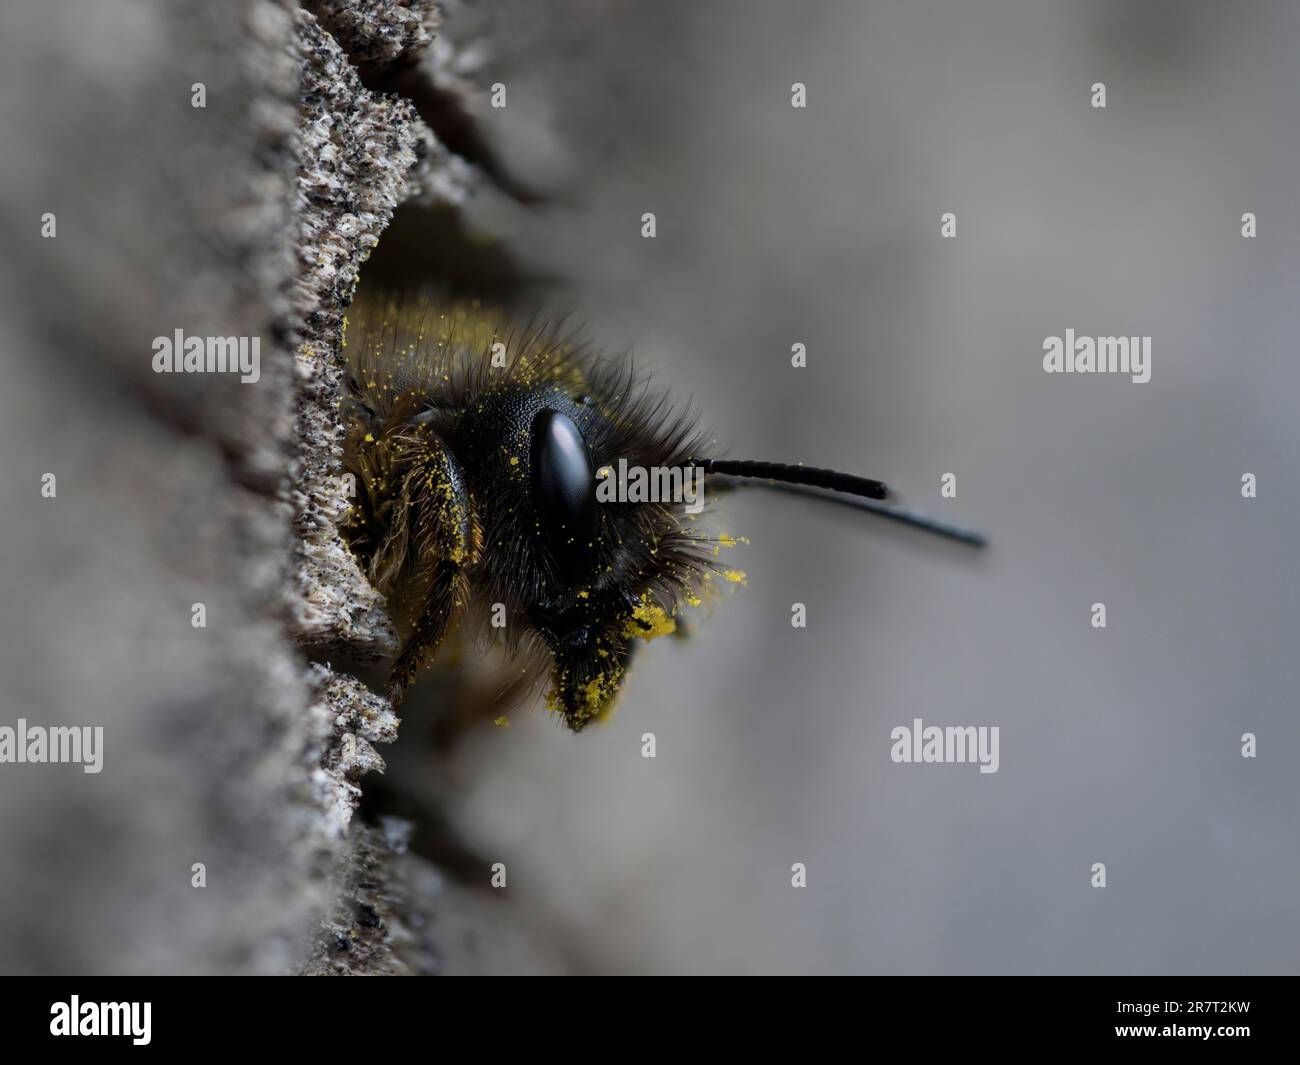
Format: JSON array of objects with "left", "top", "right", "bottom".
[
  {"left": 0, "top": 0, "right": 493, "bottom": 975},
  {"left": 307, "top": 663, "right": 400, "bottom": 842},
  {"left": 288, "top": 3, "right": 480, "bottom": 661},
  {"left": 286, "top": 2, "right": 488, "bottom": 973},
  {"left": 301, "top": 0, "right": 440, "bottom": 73},
  {"left": 299, "top": 819, "right": 442, "bottom": 976},
  {"left": 289, "top": 6, "right": 415, "bottom": 657}
]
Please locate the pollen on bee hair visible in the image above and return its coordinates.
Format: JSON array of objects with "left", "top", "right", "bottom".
[
  {"left": 337, "top": 286, "right": 980, "bottom": 730},
  {"left": 336, "top": 287, "right": 728, "bottom": 727}
]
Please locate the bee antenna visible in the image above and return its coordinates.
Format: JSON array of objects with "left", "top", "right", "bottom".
[
  {"left": 694, "top": 457, "right": 987, "bottom": 547},
  {"left": 694, "top": 459, "right": 889, "bottom": 500}
]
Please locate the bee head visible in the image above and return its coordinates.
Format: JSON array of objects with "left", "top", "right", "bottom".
[
  {"left": 341, "top": 293, "right": 985, "bottom": 731},
  {"left": 453, "top": 373, "right": 709, "bottom": 730}
]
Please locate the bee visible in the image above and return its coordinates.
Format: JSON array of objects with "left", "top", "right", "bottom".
[{"left": 340, "top": 290, "right": 984, "bottom": 732}]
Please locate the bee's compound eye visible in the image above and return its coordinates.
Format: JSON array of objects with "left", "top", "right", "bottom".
[{"left": 530, "top": 409, "right": 598, "bottom": 585}]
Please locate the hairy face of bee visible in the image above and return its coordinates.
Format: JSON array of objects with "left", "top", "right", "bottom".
[{"left": 340, "top": 292, "right": 725, "bottom": 731}]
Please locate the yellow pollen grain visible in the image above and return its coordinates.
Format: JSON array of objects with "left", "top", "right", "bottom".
[{"left": 625, "top": 598, "right": 677, "bottom": 641}]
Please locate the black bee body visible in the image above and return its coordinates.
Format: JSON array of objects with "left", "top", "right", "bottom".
[
  {"left": 341, "top": 292, "right": 717, "bottom": 731},
  {"left": 340, "top": 292, "right": 983, "bottom": 732}
]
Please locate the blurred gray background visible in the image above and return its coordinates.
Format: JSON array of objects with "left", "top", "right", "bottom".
[
  {"left": 0, "top": 0, "right": 1295, "bottom": 976},
  {"left": 422, "top": 0, "right": 1300, "bottom": 974}
]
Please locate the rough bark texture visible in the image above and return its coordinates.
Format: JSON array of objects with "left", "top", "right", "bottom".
[
  {"left": 298, "top": 819, "right": 442, "bottom": 976},
  {"left": 0, "top": 0, "right": 485, "bottom": 974},
  {"left": 286, "top": 3, "right": 488, "bottom": 971},
  {"left": 301, "top": 0, "right": 439, "bottom": 73}
]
